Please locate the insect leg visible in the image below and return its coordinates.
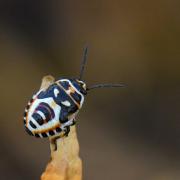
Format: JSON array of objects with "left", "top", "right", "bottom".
[
  {"left": 64, "top": 126, "right": 70, "bottom": 137},
  {"left": 70, "top": 119, "right": 76, "bottom": 126},
  {"left": 50, "top": 136, "right": 61, "bottom": 151}
]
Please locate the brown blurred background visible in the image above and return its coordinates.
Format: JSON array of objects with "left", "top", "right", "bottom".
[{"left": 0, "top": 0, "right": 180, "bottom": 179}]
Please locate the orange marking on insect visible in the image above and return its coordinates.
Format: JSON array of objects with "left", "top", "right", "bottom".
[
  {"left": 69, "top": 86, "right": 75, "bottom": 93},
  {"left": 26, "top": 98, "right": 37, "bottom": 126},
  {"left": 56, "top": 82, "right": 80, "bottom": 109},
  {"left": 32, "top": 123, "right": 60, "bottom": 134},
  {"left": 43, "top": 119, "right": 48, "bottom": 124}
]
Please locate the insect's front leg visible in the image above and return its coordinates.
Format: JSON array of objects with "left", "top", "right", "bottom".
[
  {"left": 71, "top": 118, "right": 76, "bottom": 126},
  {"left": 60, "top": 118, "right": 75, "bottom": 137}
]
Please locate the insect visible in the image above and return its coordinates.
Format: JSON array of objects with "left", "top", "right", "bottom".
[{"left": 23, "top": 46, "right": 125, "bottom": 150}]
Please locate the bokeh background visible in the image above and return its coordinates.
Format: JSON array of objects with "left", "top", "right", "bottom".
[{"left": 0, "top": 0, "right": 180, "bottom": 179}]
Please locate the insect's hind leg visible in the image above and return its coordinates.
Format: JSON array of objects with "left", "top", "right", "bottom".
[
  {"left": 50, "top": 136, "right": 61, "bottom": 151},
  {"left": 49, "top": 128, "right": 71, "bottom": 151}
]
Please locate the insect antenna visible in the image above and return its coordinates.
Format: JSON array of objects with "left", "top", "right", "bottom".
[
  {"left": 87, "top": 83, "right": 126, "bottom": 91},
  {"left": 79, "top": 45, "right": 88, "bottom": 80}
]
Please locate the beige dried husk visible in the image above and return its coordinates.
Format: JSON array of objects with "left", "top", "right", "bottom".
[{"left": 39, "top": 75, "right": 82, "bottom": 180}]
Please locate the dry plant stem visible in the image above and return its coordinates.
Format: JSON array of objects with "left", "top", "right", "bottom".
[{"left": 40, "top": 75, "right": 82, "bottom": 180}]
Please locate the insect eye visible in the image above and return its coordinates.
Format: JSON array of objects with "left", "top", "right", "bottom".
[{"left": 54, "top": 88, "right": 59, "bottom": 97}]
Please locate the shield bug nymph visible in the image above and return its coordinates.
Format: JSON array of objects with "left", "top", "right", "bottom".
[{"left": 23, "top": 46, "right": 125, "bottom": 150}]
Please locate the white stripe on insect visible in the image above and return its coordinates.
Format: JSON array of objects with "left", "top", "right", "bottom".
[
  {"left": 61, "top": 100, "right": 71, "bottom": 107},
  {"left": 54, "top": 88, "right": 59, "bottom": 97},
  {"left": 36, "top": 110, "right": 46, "bottom": 120},
  {"left": 27, "top": 97, "right": 61, "bottom": 132}
]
